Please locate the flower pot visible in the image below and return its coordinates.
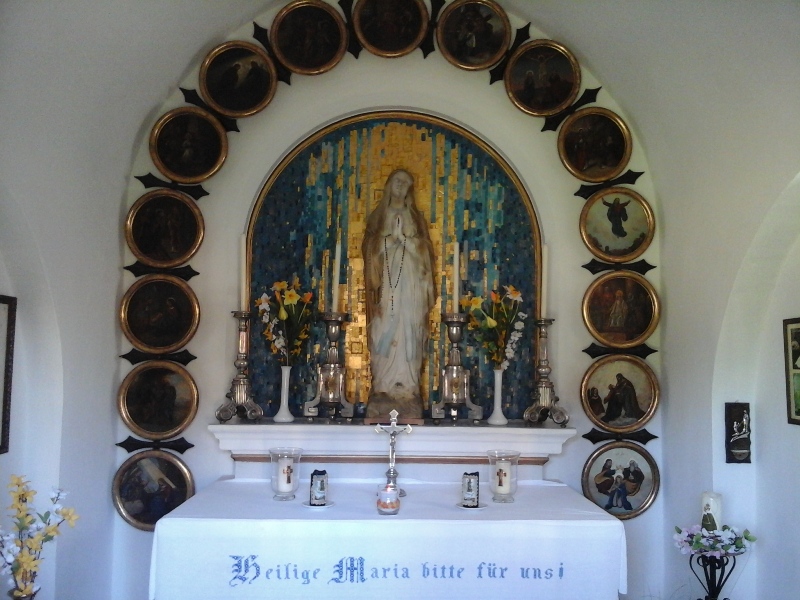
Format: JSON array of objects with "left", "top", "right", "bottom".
[
  {"left": 273, "top": 365, "right": 295, "bottom": 423},
  {"left": 487, "top": 368, "right": 508, "bottom": 425}
]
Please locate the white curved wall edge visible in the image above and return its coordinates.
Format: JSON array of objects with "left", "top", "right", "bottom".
[{"left": 209, "top": 423, "right": 576, "bottom": 460}]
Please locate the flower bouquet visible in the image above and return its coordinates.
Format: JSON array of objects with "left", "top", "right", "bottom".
[
  {"left": 674, "top": 524, "right": 756, "bottom": 600},
  {"left": 462, "top": 284, "right": 527, "bottom": 371},
  {"left": 0, "top": 475, "right": 79, "bottom": 598},
  {"left": 255, "top": 279, "right": 314, "bottom": 365}
]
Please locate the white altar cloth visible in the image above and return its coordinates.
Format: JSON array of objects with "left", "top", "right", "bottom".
[{"left": 149, "top": 478, "right": 626, "bottom": 600}]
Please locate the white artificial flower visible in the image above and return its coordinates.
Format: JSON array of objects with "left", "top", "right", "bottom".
[{"left": 514, "top": 321, "right": 524, "bottom": 330}]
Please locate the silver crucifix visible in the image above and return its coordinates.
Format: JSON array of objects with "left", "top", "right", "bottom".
[{"left": 375, "top": 409, "right": 413, "bottom": 496}]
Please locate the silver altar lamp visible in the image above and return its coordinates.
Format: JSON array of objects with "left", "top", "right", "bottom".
[
  {"left": 304, "top": 312, "right": 354, "bottom": 419},
  {"left": 216, "top": 311, "right": 263, "bottom": 422},
  {"left": 523, "top": 318, "right": 569, "bottom": 427},
  {"left": 432, "top": 313, "right": 483, "bottom": 422}
]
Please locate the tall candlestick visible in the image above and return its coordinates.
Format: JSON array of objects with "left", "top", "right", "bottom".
[
  {"left": 452, "top": 240, "right": 460, "bottom": 312},
  {"left": 240, "top": 234, "right": 249, "bottom": 312},
  {"left": 331, "top": 238, "right": 341, "bottom": 312},
  {"left": 540, "top": 244, "right": 548, "bottom": 318}
]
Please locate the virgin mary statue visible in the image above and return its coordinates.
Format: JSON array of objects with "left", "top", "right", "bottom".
[{"left": 362, "top": 169, "right": 436, "bottom": 418}]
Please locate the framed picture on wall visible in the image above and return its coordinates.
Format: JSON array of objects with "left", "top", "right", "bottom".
[
  {"left": 112, "top": 449, "right": 194, "bottom": 531},
  {"left": 0, "top": 295, "right": 16, "bottom": 454},
  {"left": 436, "top": 0, "right": 511, "bottom": 71},
  {"left": 557, "top": 107, "right": 632, "bottom": 183},
  {"left": 782, "top": 317, "right": 800, "bottom": 425},
  {"left": 271, "top": 0, "right": 348, "bottom": 74},
  {"left": 579, "top": 187, "right": 655, "bottom": 263},
  {"left": 353, "top": 0, "right": 429, "bottom": 58},
  {"left": 120, "top": 274, "right": 200, "bottom": 355},
  {"left": 581, "top": 440, "right": 659, "bottom": 520}
]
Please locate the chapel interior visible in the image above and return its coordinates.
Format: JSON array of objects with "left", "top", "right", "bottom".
[{"left": 1, "top": 1, "right": 799, "bottom": 599}]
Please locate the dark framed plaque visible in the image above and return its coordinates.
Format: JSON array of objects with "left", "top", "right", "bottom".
[
  {"left": 353, "top": 0, "right": 428, "bottom": 58},
  {"left": 125, "top": 189, "right": 205, "bottom": 269},
  {"left": 0, "top": 295, "right": 16, "bottom": 454},
  {"left": 199, "top": 40, "right": 278, "bottom": 118},
  {"left": 558, "top": 107, "right": 632, "bottom": 183},
  {"left": 580, "top": 187, "right": 655, "bottom": 263},
  {"left": 582, "top": 270, "right": 660, "bottom": 349},
  {"left": 505, "top": 39, "right": 581, "bottom": 117},
  {"left": 112, "top": 449, "right": 195, "bottom": 531},
  {"left": 120, "top": 274, "right": 200, "bottom": 354},
  {"left": 270, "top": 0, "right": 348, "bottom": 75},
  {"left": 725, "top": 402, "right": 751, "bottom": 463},
  {"left": 581, "top": 440, "right": 659, "bottom": 520},
  {"left": 784, "top": 317, "right": 800, "bottom": 425},
  {"left": 118, "top": 361, "right": 199, "bottom": 440},
  {"left": 581, "top": 354, "right": 659, "bottom": 434},
  {"left": 436, "top": 0, "right": 510, "bottom": 71},
  {"left": 149, "top": 106, "right": 228, "bottom": 184}
]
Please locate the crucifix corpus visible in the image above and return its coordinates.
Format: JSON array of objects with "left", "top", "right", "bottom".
[{"left": 375, "top": 409, "right": 413, "bottom": 496}]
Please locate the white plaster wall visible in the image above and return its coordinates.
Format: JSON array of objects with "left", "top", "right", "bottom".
[{"left": 1, "top": 1, "right": 798, "bottom": 599}]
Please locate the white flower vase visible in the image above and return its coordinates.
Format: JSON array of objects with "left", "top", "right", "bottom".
[
  {"left": 487, "top": 368, "right": 508, "bottom": 425},
  {"left": 273, "top": 365, "right": 295, "bottom": 423}
]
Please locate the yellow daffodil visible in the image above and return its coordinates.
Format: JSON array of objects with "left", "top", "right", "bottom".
[
  {"left": 283, "top": 289, "right": 300, "bottom": 306},
  {"left": 271, "top": 280, "right": 288, "bottom": 291},
  {"left": 57, "top": 507, "right": 79, "bottom": 527},
  {"left": 469, "top": 296, "right": 484, "bottom": 310},
  {"left": 274, "top": 291, "right": 289, "bottom": 321},
  {"left": 485, "top": 316, "right": 498, "bottom": 328},
  {"left": 504, "top": 284, "right": 522, "bottom": 302}
]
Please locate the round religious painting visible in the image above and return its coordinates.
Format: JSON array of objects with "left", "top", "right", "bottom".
[
  {"left": 558, "top": 107, "right": 632, "bottom": 183},
  {"left": 118, "top": 360, "right": 199, "bottom": 440},
  {"left": 580, "top": 354, "right": 659, "bottom": 434},
  {"left": 354, "top": 0, "right": 429, "bottom": 58},
  {"left": 125, "top": 189, "right": 204, "bottom": 269},
  {"left": 199, "top": 40, "right": 278, "bottom": 118},
  {"left": 581, "top": 441, "right": 659, "bottom": 520},
  {"left": 436, "top": 0, "right": 511, "bottom": 71},
  {"left": 505, "top": 39, "right": 581, "bottom": 117},
  {"left": 112, "top": 450, "right": 195, "bottom": 531},
  {"left": 270, "top": 0, "right": 348, "bottom": 75},
  {"left": 582, "top": 271, "right": 660, "bottom": 349},
  {"left": 120, "top": 274, "right": 200, "bottom": 354},
  {"left": 149, "top": 106, "right": 228, "bottom": 184},
  {"left": 580, "top": 187, "right": 655, "bottom": 263}
]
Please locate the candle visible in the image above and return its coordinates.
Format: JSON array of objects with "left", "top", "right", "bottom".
[
  {"left": 701, "top": 491, "right": 722, "bottom": 530},
  {"left": 240, "top": 234, "right": 249, "bottom": 312},
  {"left": 452, "top": 240, "right": 460, "bottom": 312},
  {"left": 277, "top": 457, "right": 294, "bottom": 493},
  {"left": 331, "top": 238, "right": 341, "bottom": 312},
  {"left": 540, "top": 244, "right": 548, "bottom": 318},
  {"left": 494, "top": 460, "right": 511, "bottom": 494}
]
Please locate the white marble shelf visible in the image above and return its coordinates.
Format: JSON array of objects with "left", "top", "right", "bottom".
[{"left": 209, "top": 421, "right": 576, "bottom": 463}]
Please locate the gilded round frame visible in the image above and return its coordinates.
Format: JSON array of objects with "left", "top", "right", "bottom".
[
  {"left": 199, "top": 40, "right": 278, "bottom": 118},
  {"left": 579, "top": 186, "right": 655, "bottom": 263},
  {"left": 353, "top": 0, "right": 429, "bottom": 59},
  {"left": 558, "top": 106, "right": 632, "bottom": 183},
  {"left": 581, "top": 440, "right": 660, "bottom": 520},
  {"left": 505, "top": 39, "right": 581, "bottom": 117},
  {"left": 118, "top": 360, "right": 199, "bottom": 440},
  {"left": 580, "top": 354, "right": 659, "bottom": 434},
  {"left": 149, "top": 106, "right": 228, "bottom": 184},
  {"left": 582, "top": 270, "right": 660, "bottom": 349},
  {"left": 120, "top": 274, "right": 201, "bottom": 354},
  {"left": 125, "top": 189, "right": 205, "bottom": 269},
  {"left": 436, "top": 0, "right": 511, "bottom": 71},
  {"left": 270, "top": 0, "right": 348, "bottom": 75},
  {"left": 112, "top": 449, "right": 195, "bottom": 531}
]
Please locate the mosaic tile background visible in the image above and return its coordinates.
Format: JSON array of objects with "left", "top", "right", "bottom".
[{"left": 248, "top": 112, "right": 541, "bottom": 420}]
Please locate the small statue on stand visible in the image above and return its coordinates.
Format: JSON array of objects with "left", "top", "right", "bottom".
[{"left": 375, "top": 409, "right": 412, "bottom": 496}]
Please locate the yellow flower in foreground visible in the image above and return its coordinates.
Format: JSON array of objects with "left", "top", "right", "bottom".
[
  {"left": 271, "top": 281, "right": 288, "bottom": 292},
  {"left": 301, "top": 291, "right": 313, "bottom": 303},
  {"left": 485, "top": 316, "right": 498, "bottom": 328},
  {"left": 15, "top": 550, "right": 41, "bottom": 573},
  {"left": 57, "top": 506, "right": 79, "bottom": 527},
  {"left": 283, "top": 289, "right": 300, "bottom": 306},
  {"left": 8, "top": 475, "right": 27, "bottom": 488}
]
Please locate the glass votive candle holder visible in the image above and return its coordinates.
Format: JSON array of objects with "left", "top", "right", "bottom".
[
  {"left": 487, "top": 450, "right": 520, "bottom": 503},
  {"left": 270, "top": 447, "right": 303, "bottom": 500}
]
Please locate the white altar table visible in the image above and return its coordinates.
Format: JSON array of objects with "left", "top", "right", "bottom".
[{"left": 149, "top": 478, "right": 626, "bottom": 600}]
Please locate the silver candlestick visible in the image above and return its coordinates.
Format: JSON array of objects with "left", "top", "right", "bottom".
[
  {"left": 523, "top": 318, "right": 569, "bottom": 427},
  {"left": 304, "top": 312, "right": 354, "bottom": 419},
  {"left": 216, "top": 311, "right": 263, "bottom": 422},
  {"left": 432, "top": 313, "right": 483, "bottom": 422},
  {"left": 375, "top": 409, "right": 412, "bottom": 496}
]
